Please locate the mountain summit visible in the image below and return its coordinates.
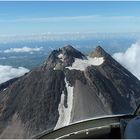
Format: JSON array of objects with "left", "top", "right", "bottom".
[
  {"left": 0, "top": 45, "right": 140, "bottom": 138},
  {"left": 43, "top": 44, "right": 85, "bottom": 70},
  {"left": 90, "top": 45, "right": 109, "bottom": 58}
]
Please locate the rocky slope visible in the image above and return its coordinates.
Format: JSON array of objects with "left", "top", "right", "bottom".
[{"left": 0, "top": 45, "right": 140, "bottom": 138}]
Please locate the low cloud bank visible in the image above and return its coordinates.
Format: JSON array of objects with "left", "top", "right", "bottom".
[
  {"left": 113, "top": 42, "right": 140, "bottom": 80},
  {"left": 4, "top": 46, "right": 43, "bottom": 53},
  {"left": 0, "top": 32, "right": 139, "bottom": 44},
  {"left": 0, "top": 65, "right": 29, "bottom": 84}
]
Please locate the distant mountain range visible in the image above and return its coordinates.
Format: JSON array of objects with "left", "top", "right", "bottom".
[{"left": 0, "top": 45, "right": 140, "bottom": 138}]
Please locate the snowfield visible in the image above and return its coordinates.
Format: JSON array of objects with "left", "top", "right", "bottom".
[
  {"left": 58, "top": 53, "right": 65, "bottom": 62},
  {"left": 54, "top": 78, "right": 74, "bottom": 130},
  {"left": 66, "top": 56, "right": 104, "bottom": 71}
]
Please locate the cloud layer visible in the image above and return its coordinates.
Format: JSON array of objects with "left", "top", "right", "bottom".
[
  {"left": 113, "top": 42, "right": 140, "bottom": 80},
  {"left": 0, "top": 32, "right": 139, "bottom": 44},
  {"left": 4, "top": 46, "right": 43, "bottom": 53},
  {"left": 0, "top": 15, "right": 139, "bottom": 23},
  {"left": 0, "top": 65, "right": 29, "bottom": 84}
]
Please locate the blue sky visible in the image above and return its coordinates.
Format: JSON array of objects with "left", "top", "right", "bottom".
[{"left": 0, "top": 1, "right": 140, "bottom": 35}]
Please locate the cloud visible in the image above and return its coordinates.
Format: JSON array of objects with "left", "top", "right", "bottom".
[
  {"left": 0, "top": 65, "right": 29, "bottom": 84},
  {"left": 0, "top": 57, "right": 6, "bottom": 60},
  {"left": 4, "top": 46, "right": 43, "bottom": 53},
  {"left": 113, "top": 42, "right": 140, "bottom": 80},
  {"left": 0, "top": 15, "right": 140, "bottom": 38},
  {"left": 0, "top": 32, "right": 139, "bottom": 44},
  {"left": 0, "top": 15, "right": 139, "bottom": 23},
  {"left": 0, "top": 15, "right": 104, "bottom": 23}
]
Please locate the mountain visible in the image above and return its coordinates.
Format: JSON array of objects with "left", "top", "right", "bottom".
[{"left": 0, "top": 45, "right": 140, "bottom": 138}]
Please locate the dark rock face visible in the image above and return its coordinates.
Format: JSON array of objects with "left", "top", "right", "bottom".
[
  {"left": 0, "top": 69, "right": 65, "bottom": 138},
  {"left": 90, "top": 45, "right": 109, "bottom": 58},
  {"left": 43, "top": 45, "right": 85, "bottom": 70},
  {"left": 0, "top": 45, "right": 140, "bottom": 138},
  {"left": 0, "top": 77, "right": 20, "bottom": 91}
]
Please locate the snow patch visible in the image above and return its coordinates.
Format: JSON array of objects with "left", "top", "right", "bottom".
[
  {"left": 66, "top": 56, "right": 104, "bottom": 71},
  {"left": 54, "top": 78, "right": 74, "bottom": 130},
  {"left": 3, "top": 88, "right": 7, "bottom": 91},
  {"left": 58, "top": 53, "right": 63, "bottom": 59},
  {"left": 58, "top": 53, "right": 64, "bottom": 61}
]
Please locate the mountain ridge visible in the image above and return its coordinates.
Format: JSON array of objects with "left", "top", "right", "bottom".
[{"left": 0, "top": 45, "right": 140, "bottom": 138}]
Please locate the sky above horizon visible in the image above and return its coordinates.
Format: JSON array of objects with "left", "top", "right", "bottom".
[{"left": 0, "top": 1, "right": 140, "bottom": 35}]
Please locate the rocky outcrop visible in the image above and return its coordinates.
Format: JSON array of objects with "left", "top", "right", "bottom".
[{"left": 42, "top": 45, "right": 85, "bottom": 70}]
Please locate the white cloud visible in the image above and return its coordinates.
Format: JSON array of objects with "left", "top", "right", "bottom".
[
  {"left": 0, "top": 57, "right": 6, "bottom": 60},
  {"left": 4, "top": 46, "right": 43, "bottom": 53},
  {"left": 0, "top": 32, "right": 139, "bottom": 44},
  {"left": 4, "top": 15, "right": 98, "bottom": 22},
  {"left": 0, "top": 15, "right": 139, "bottom": 23},
  {"left": 113, "top": 42, "right": 140, "bottom": 80},
  {"left": 0, "top": 65, "right": 29, "bottom": 84}
]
